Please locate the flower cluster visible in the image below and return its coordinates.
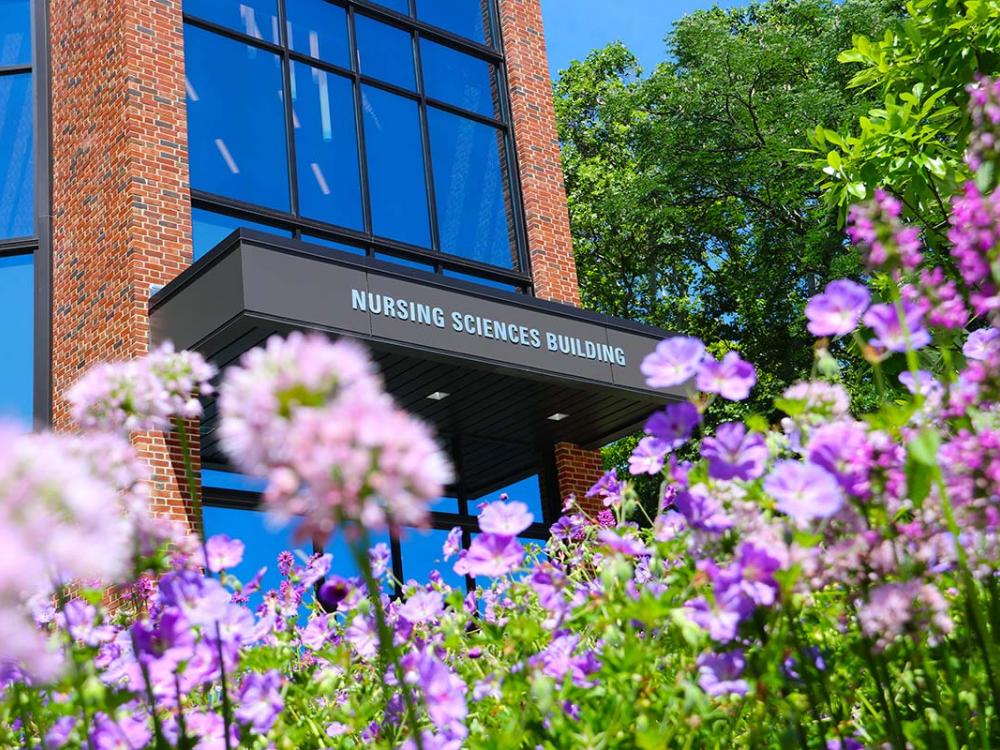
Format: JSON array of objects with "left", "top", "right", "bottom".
[
  {"left": 68, "top": 342, "right": 215, "bottom": 432},
  {"left": 966, "top": 74, "right": 1000, "bottom": 172},
  {"left": 846, "top": 188, "right": 923, "bottom": 270},
  {"left": 219, "top": 332, "right": 452, "bottom": 542}
]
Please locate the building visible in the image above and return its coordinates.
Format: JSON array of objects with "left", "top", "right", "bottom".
[{"left": 2, "top": 0, "right": 676, "bottom": 588}]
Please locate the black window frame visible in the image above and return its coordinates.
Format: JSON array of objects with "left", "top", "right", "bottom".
[
  {"left": 202, "top": 438, "right": 555, "bottom": 597},
  {"left": 0, "top": 0, "right": 52, "bottom": 428},
  {"left": 183, "top": 0, "right": 532, "bottom": 292}
]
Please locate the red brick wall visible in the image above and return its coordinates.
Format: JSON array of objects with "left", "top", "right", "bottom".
[
  {"left": 49, "top": 0, "right": 199, "bottom": 532},
  {"left": 498, "top": 0, "right": 605, "bottom": 507}
]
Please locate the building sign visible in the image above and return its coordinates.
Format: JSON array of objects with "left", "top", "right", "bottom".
[
  {"left": 351, "top": 289, "right": 629, "bottom": 367},
  {"left": 150, "top": 239, "right": 671, "bottom": 397}
]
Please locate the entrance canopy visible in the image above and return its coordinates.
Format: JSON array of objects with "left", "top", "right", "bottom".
[{"left": 149, "top": 232, "right": 679, "bottom": 495}]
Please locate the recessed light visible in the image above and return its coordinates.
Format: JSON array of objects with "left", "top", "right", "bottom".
[
  {"left": 547, "top": 412, "right": 569, "bottom": 422},
  {"left": 427, "top": 391, "right": 450, "bottom": 401}
]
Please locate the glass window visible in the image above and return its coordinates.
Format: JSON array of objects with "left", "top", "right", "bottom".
[
  {"left": 362, "top": 86, "right": 430, "bottom": 247},
  {"left": 416, "top": 0, "right": 491, "bottom": 45},
  {"left": 428, "top": 108, "right": 514, "bottom": 267},
  {"left": 301, "top": 234, "right": 367, "bottom": 255},
  {"left": 291, "top": 63, "right": 363, "bottom": 230},
  {"left": 470, "top": 474, "right": 543, "bottom": 522},
  {"left": 443, "top": 269, "right": 519, "bottom": 293},
  {"left": 203, "top": 505, "right": 308, "bottom": 610},
  {"left": 192, "top": 208, "right": 292, "bottom": 260},
  {"left": 430, "top": 495, "right": 460, "bottom": 513},
  {"left": 420, "top": 40, "right": 498, "bottom": 118},
  {"left": 185, "top": 25, "right": 290, "bottom": 211},
  {"left": 0, "top": 72, "right": 33, "bottom": 239},
  {"left": 0, "top": 254, "right": 33, "bottom": 426},
  {"left": 372, "top": 251, "right": 433, "bottom": 273},
  {"left": 354, "top": 15, "right": 415, "bottom": 91},
  {"left": 203, "top": 468, "right": 269, "bottom": 493},
  {"left": 399, "top": 527, "right": 466, "bottom": 591},
  {"left": 369, "top": 0, "right": 410, "bottom": 16},
  {"left": 285, "top": 0, "right": 350, "bottom": 68},
  {"left": 0, "top": 0, "right": 31, "bottom": 67},
  {"left": 184, "top": 0, "right": 280, "bottom": 43}
]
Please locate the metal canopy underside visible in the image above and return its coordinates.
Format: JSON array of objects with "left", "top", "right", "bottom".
[{"left": 149, "top": 232, "right": 679, "bottom": 495}]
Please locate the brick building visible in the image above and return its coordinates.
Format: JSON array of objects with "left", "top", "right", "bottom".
[{"left": 2, "top": 0, "right": 676, "bottom": 585}]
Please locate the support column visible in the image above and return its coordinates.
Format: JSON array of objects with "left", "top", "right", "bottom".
[
  {"left": 499, "top": 0, "right": 605, "bottom": 507},
  {"left": 49, "top": 0, "right": 199, "bottom": 532}
]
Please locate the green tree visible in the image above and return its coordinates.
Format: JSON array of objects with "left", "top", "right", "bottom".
[
  {"left": 554, "top": 0, "right": 901, "bottom": 489},
  {"left": 556, "top": 1, "right": 900, "bottom": 421},
  {"left": 811, "top": 0, "right": 1000, "bottom": 236}
]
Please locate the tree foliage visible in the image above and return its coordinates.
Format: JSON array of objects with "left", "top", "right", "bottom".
[
  {"left": 810, "top": 0, "right": 1000, "bottom": 235},
  {"left": 555, "top": 0, "right": 902, "bottom": 425}
]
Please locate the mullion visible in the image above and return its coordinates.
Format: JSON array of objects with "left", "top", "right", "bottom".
[
  {"left": 347, "top": 4, "right": 375, "bottom": 237},
  {"left": 278, "top": 0, "right": 300, "bottom": 218},
  {"left": 0, "top": 65, "right": 31, "bottom": 77},
  {"left": 412, "top": 21, "right": 441, "bottom": 255}
]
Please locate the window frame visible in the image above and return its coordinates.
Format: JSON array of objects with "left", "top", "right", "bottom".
[
  {"left": 202, "top": 440, "right": 556, "bottom": 596},
  {"left": 183, "top": 0, "right": 532, "bottom": 291},
  {"left": 0, "top": 0, "right": 52, "bottom": 427}
]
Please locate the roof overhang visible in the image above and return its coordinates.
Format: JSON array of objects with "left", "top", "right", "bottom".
[{"left": 149, "top": 231, "right": 680, "bottom": 495}]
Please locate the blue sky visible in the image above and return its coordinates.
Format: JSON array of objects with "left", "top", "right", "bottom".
[{"left": 541, "top": 0, "right": 741, "bottom": 79}]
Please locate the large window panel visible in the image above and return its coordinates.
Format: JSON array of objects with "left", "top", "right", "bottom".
[
  {"left": 185, "top": 25, "right": 290, "bottom": 211},
  {"left": 192, "top": 208, "right": 292, "bottom": 260},
  {"left": 416, "top": 0, "right": 491, "bottom": 46},
  {"left": 428, "top": 107, "right": 514, "bottom": 268},
  {"left": 420, "top": 39, "right": 498, "bottom": 118},
  {"left": 0, "top": 72, "right": 33, "bottom": 240},
  {"left": 399, "top": 527, "right": 466, "bottom": 591},
  {"left": 470, "top": 474, "right": 543, "bottom": 521},
  {"left": 362, "top": 86, "right": 431, "bottom": 247},
  {"left": 184, "top": 0, "right": 280, "bottom": 43},
  {"left": 285, "top": 0, "right": 350, "bottom": 69},
  {"left": 0, "top": 254, "right": 33, "bottom": 426},
  {"left": 354, "top": 15, "right": 416, "bottom": 91},
  {"left": 369, "top": 0, "right": 410, "bottom": 16},
  {"left": 0, "top": 0, "right": 31, "bottom": 67},
  {"left": 291, "top": 63, "right": 363, "bottom": 230}
]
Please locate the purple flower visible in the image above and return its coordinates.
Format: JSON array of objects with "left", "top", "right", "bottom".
[
  {"left": 460, "top": 534, "right": 524, "bottom": 577},
  {"left": 696, "top": 651, "right": 748, "bottom": 697},
  {"left": 442, "top": 526, "right": 463, "bottom": 561},
  {"left": 60, "top": 599, "right": 114, "bottom": 647},
  {"left": 696, "top": 352, "right": 757, "bottom": 401},
  {"left": 369, "top": 543, "right": 391, "bottom": 578},
  {"left": 847, "top": 189, "right": 923, "bottom": 270},
  {"left": 863, "top": 302, "right": 931, "bottom": 352},
  {"left": 205, "top": 534, "right": 245, "bottom": 572},
  {"left": 413, "top": 651, "right": 468, "bottom": 733},
  {"left": 806, "top": 421, "right": 872, "bottom": 496},
  {"left": 805, "top": 280, "right": 871, "bottom": 336},
  {"left": 640, "top": 336, "right": 705, "bottom": 388},
  {"left": 89, "top": 713, "right": 152, "bottom": 750},
  {"left": 399, "top": 590, "right": 444, "bottom": 624},
  {"left": 533, "top": 633, "right": 601, "bottom": 688},
  {"left": 644, "top": 401, "right": 701, "bottom": 449},
  {"left": 628, "top": 436, "right": 669, "bottom": 476},
  {"left": 764, "top": 461, "right": 844, "bottom": 526},
  {"left": 44, "top": 717, "right": 76, "bottom": 749},
  {"left": 478, "top": 501, "right": 534, "bottom": 536},
  {"left": 345, "top": 615, "right": 377, "bottom": 661},
  {"left": 317, "top": 575, "right": 350, "bottom": 612},
  {"left": 684, "top": 597, "right": 742, "bottom": 642},
  {"left": 596, "top": 529, "right": 649, "bottom": 557},
  {"left": 700, "top": 422, "right": 768, "bottom": 481},
  {"left": 966, "top": 75, "right": 1000, "bottom": 171},
  {"left": 673, "top": 485, "right": 733, "bottom": 534},
  {"left": 732, "top": 543, "right": 781, "bottom": 607},
  {"left": 964, "top": 327, "right": 1000, "bottom": 361},
  {"left": 236, "top": 669, "right": 285, "bottom": 734},
  {"left": 586, "top": 469, "right": 623, "bottom": 508}
]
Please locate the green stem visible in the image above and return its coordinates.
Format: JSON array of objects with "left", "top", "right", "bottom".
[
  {"left": 919, "top": 648, "right": 960, "bottom": 750},
  {"left": 859, "top": 640, "right": 906, "bottom": 750},
  {"left": 349, "top": 527, "right": 425, "bottom": 750},
  {"left": 214, "top": 622, "right": 235, "bottom": 750}
]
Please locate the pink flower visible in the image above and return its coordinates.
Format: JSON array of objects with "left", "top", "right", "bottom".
[
  {"left": 805, "top": 280, "right": 871, "bottom": 336},
  {"left": 460, "top": 534, "right": 524, "bottom": 577},
  {"left": 205, "top": 534, "right": 245, "bottom": 572},
  {"left": 641, "top": 337, "right": 705, "bottom": 389},
  {"left": 398, "top": 590, "right": 445, "bottom": 625},
  {"left": 764, "top": 461, "right": 844, "bottom": 526},
  {"left": 478, "top": 501, "right": 534, "bottom": 536}
]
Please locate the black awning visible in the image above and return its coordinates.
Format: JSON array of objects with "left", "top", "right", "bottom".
[{"left": 149, "top": 231, "right": 680, "bottom": 495}]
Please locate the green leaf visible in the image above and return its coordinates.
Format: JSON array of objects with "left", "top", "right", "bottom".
[{"left": 908, "top": 428, "right": 941, "bottom": 467}]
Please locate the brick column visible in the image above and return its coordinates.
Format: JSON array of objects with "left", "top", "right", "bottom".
[
  {"left": 49, "top": 0, "right": 199, "bottom": 532},
  {"left": 499, "top": 0, "right": 605, "bottom": 507}
]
